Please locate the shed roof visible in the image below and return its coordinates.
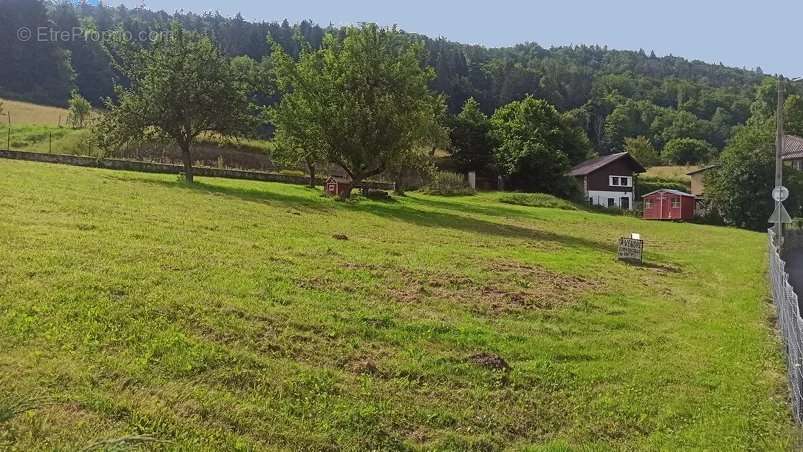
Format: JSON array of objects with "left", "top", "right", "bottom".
[
  {"left": 641, "top": 189, "right": 695, "bottom": 198},
  {"left": 686, "top": 164, "right": 721, "bottom": 176},
  {"left": 783, "top": 134, "right": 803, "bottom": 160},
  {"left": 325, "top": 176, "right": 351, "bottom": 184},
  {"left": 567, "top": 152, "right": 646, "bottom": 177}
]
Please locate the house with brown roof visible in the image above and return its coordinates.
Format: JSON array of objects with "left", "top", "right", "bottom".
[
  {"left": 783, "top": 134, "right": 803, "bottom": 170},
  {"left": 567, "top": 152, "right": 646, "bottom": 210}
]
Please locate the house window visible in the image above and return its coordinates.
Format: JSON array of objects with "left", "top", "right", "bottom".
[
  {"left": 608, "top": 198, "right": 616, "bottom": 207},
  {"left": 671, "top": 197, "right": 681, "bottom": 208},
  {"left": 609, "top": 176, "right": 632, "bottom": 187}
]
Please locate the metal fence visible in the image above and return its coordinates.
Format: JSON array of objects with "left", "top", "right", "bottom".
[{"left": 768, "top": 230, "right": 803, "bottom": 423}]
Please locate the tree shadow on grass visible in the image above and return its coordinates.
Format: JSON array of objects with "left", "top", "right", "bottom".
[
  {"left": 351, "top": 198, "right": 618, "bottom": 254},
  {"left": 109, "top": 173, "right": 616, "bottom": 253},
  {"left": 407, "top": 194, "right": 553, "bottom": 220},
  {"left": 111, "top": 175, "right": 333, "bottom": 212}
]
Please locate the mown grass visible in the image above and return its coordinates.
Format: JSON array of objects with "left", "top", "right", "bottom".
[{"left": 0, "top": 159, "right": 798, "bottom": 450}]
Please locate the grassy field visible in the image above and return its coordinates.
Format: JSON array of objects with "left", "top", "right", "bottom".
[
  {"left": 644, "top": 166, "right": 698, "bottom": 182},
  {"left": 1, "top": 98, "right": 274, "bottom": 161},
  {"left": 1, "top": 98, "right": 69, "bottom": 126},
  {"left": 0, "top": 159, "right": 798, "bottom": 450}
]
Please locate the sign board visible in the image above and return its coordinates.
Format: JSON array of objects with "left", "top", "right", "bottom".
[
  {"left": 769, "top": 202, "right": 793, "bottom": 224},
  {"left": 618, "top": 237, "right": 644, "bottom": 264},
  {"left": 773, "top": 186, "right": 790, "bottom": 202}
]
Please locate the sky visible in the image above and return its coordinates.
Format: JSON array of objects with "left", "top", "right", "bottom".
[{"left": 109, "top": 0, "right": 800, "bottom": 77}]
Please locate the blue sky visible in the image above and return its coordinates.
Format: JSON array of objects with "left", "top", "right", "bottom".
[{"left": 110, "top": 0, "right": 799, "bottom": 76}]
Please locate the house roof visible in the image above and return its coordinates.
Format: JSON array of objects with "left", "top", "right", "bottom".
[
  {"left": 641, "top": 189, "right": 695, "bottom": 198},
  {"left": 686, "top": 164, "right": 721, "bottom": 176},
  {"left": 783, "top": 134, "right": 803, "bottom": 160},
  {"left": 567, "top": 152, "right": 646, "bottom": 177}
]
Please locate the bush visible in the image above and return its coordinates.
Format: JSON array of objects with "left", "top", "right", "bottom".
[
  {"left": 422, "top": 171, "right": 475, "bottom": 196},
  {"left": 499, "top": 193, "right": 577, "bottom": 210}
]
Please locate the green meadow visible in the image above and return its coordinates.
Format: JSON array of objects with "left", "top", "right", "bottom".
[{"left": 0, "top": 159, "right": 797, "bottom": 450}]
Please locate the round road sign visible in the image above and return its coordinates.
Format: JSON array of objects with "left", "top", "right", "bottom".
[{"left": 773, "top": 186, "right": 790, "bottom": 202}]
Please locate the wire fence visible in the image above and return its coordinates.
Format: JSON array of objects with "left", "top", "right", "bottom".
[{"left": 768, "top": 229, "right": 803, "bottom": 423}]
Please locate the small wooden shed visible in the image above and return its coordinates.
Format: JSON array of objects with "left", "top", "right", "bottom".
[
  {"left": 642, "top": 189, "right": 696, "bottom": 221},
  {"left": 324, "top": 176, "right": 351, "bottom": 197}
]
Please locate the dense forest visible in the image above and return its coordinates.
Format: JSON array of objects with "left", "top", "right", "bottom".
[{"left": 0, "top": 0, "right": 786, "bottom": 160}]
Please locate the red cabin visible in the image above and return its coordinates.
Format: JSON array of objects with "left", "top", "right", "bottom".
[
  {"left": 324, "top": 176, "right": 351, "bottom": 197},
  {"left": 642, "top": 189, "right": 696, "bottom": 221}
]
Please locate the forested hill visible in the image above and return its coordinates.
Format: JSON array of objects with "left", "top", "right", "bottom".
[{"left": 0, "top": 0, "right": 771, "bottom": 153}]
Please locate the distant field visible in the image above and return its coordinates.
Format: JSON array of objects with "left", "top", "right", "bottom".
[
  {"left": 644, "top": 165, "right": 698, "bottom": 182},
  {"left": 0, "top": 159, "right": 797, "bottom": 450},
  {"left": 1, "top": 98, "right": 277, "bottom": 170},
  {"left": 1, "top": 98, "right": 69, "bottom": 126}
]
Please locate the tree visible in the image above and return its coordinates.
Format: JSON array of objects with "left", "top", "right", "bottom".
[
  {"left": 490, "top": 95, "right": 591, "bottom": 194},
  {"left": 624, "top": 136, "right": 660, "bottom": 167},
  {"left": 785, "top": 94, "right": 803, "bottom": 137},
  {"left": 602, "top": 99, "right": 659, "bottom": 151},
  {"left": 0, "top": 0, "right": 75, "bottom": 104},
  {"left": 662, "top": 138, "right": 714, "bottom": 165},
  {"left": 387, "top": 94, "right": 449, "bottom": 195},
  {"left": 449, "top": 97, "right": 495, "bottom": 175},
  {"left": 67, "top": 90, "right": 91, "bottom": 129},
  {"left": 706, "top": 119, "right": 803, "bottom": 230},
  {"left": 270, "top": 24, "right": 444, "bottom": 198},
  {"left": 95, "top": 23, "right": 255, "bottom": 183}
]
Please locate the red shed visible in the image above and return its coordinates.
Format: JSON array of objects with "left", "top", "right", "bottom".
[
  {"left": 324, "top": 176, "right": 351, "bottom": 197},
  {"left": 642, "top": 189, "right": 696, "bottom": 221}
]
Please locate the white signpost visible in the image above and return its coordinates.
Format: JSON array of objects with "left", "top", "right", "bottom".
[{"left": 769, "top": 186, "right": 793, "bottom": 226}]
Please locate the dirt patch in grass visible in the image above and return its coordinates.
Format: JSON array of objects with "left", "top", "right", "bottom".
[
  {"left": 468, "top": 352, "right": 510, "bottom": 371},
  {"left": 342, "top": 260, "right": 603, "bottom": 315}
]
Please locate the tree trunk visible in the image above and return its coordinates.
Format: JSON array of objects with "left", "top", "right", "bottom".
[
  {"left": 181, "top": 144, "right": 194, "bottom": 184},
  {"left": 394, "top": 169, "right": 405, "bottom": 195},
  {"left": 340, "top": 178, "right": 359, "bottom": 200},
  {"left": 306, "top": 159, "right": 316, "bottom": 188}
]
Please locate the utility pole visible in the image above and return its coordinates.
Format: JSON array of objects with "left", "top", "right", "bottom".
[{"left": 776, "top": 75, "right": 785, "bottom": 244}]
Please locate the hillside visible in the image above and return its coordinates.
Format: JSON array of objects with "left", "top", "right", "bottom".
[
  {"left": 1, "top": 1, "right": 773, "bottom": 160},
  {"left": 0, "top": 159, "right": 796, "bottom": 449}
]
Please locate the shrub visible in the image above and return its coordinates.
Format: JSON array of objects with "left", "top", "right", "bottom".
[
  {"left": 498, "top": 193, "right": 577, "bottom": 210},
  {"left": 422, "top": 171, "right": 475, "bottom": 196}
]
